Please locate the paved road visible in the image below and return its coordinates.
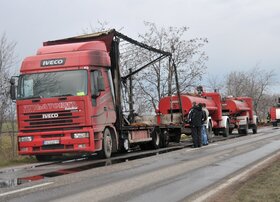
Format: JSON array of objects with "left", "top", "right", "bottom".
[{"left": 1, "top": 127, "right": 280, "bottom": 202}]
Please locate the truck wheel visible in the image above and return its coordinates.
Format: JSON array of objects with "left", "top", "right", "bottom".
[
  {"left": 238, "top": 129, "right": 243, "bottom": 135},
  {"left": 252, "top": 125, "right": 257, "bottom": 134},
  {"left": 36, "top": 155, "right": 51, "bottom": 162},
  {"left": 207, "top": 123, "right": 214, "bottom": 143},
  {"left": 98, "top": 128, "right": 113, "bottom": 159},
  {"left": 161, "top": 130, "right": 169, "bottom": 148},
  {"left": 151, "top": 129, "right": 161, "bottom": 149},
  {"left": 222, "top": 122, "right": 229, "bottom": 137},
  {"left": 243, "top": 123, "right": 249, "bottom": 135}
]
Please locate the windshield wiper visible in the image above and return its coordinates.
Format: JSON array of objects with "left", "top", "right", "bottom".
[{"left": 51, "top": 94, "right": 74, "bottom": 97}]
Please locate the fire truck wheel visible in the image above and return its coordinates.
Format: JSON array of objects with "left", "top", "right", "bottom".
[
  {"left": 252, "top": 125, "right": 257, "bottom": 134},
  {"left": 222, "top": 122, "right": 229, "bottom": 137},
  {"left": 161, "top": 130, "right": 169, "bottom": 148},
  {"left": 35, "top": 155, "right": 51, "bottom": 162},
  {"left": 98, "top": 128, "right": 113, "bottom": 159},
  {"left": 243, "top": 123, "right": 249, "bottom": 135}
]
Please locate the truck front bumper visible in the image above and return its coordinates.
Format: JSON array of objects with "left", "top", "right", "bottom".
[{"left": 18, "top": 128, "right": 95, "bottom": 155}]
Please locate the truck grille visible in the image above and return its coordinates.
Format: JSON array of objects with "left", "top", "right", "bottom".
[{"left": 23, "top": 110, "right": 82, "bottom": 131}]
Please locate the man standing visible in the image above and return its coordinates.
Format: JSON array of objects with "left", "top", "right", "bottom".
[
  {"left": 189, "top": 103, "right": 205, "bottom": 148},
  {"left": 201, "top": 103, "right": 209, "bottom": 145}
]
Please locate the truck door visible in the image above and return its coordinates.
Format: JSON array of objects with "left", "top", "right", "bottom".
[{"left": 90, "top": 70, "right": 116, "bottom": 127}]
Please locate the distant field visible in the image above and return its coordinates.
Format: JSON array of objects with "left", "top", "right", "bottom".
[{"left": 0, "top": 132, "right": 36, "bottom": 168}]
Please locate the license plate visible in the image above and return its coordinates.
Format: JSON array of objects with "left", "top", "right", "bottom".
[{"left": 43, "top": 140, "right": 60, "bottom": 145}]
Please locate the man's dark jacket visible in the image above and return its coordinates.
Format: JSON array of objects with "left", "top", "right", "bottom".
[{"left": 189, "top": 106, "right": 205, "bottom": 127}]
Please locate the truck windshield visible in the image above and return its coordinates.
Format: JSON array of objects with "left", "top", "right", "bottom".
[{"left": 17, "top": 70, "right": 88, "bottom": 99}]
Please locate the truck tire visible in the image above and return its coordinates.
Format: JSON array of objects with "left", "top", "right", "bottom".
[
  {"left": 222, "top": 122, "right": 229, "bottom": 137},
  {"left": 252, "top": 125, "right": 257, "bottom": 134},
  {"left": 151, "top": 128, "right": 161, "bottom": 149},
  {"left": 243, "top": 123, "right": 248, "bottom": 135},
  {"left": 161, "top": 130, "right": 169, "bottom": 148},
  {"left": 97, "top": 128, "right": 113, "bottom": 159}
]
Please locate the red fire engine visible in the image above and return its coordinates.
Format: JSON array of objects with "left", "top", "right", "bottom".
[
  {"left": 222, "top": 97, "right": 258, "bottom": 134},
  {"left": 157, "top": 88, "right": 258, "bottom": 142},
  {"left": 269, "top": 97, "right": 280, "bottom": 127}
]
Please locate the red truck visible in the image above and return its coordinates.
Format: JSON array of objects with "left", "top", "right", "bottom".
[
  {"left": 158, "top": 89, "right": 229, "bottom": 142},
  {"left": 10, "top": 30, "right": 183, "bottom": 161},
  {"left": 222, "top": 97, "right": 258, "bottom": 134},
  {"left": 269, "top": 97, "right": 280, "bottom": 127},
  {"left": 157, "top": 87, "right": 258, "bottom": 142}
]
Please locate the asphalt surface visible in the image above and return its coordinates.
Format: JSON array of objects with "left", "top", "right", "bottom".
[{"left": 1, "top": 127, "right": 280, "bottom": 202}]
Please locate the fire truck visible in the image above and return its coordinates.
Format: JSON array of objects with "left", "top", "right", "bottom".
[
  {"left": 157, "top": 88, "right": 258, "bottom": 142},
  {"left": 269, "top": 97, "right": 280, "bottom": 127},
  {"left": 10, "top": 30, "right": 183, "bottom": 161},
  {"left": 222, "top": 97, "right": 258, "bottom": 134},
  {"left": 158, "top": 88, "right": 229, "bottom": 142}
]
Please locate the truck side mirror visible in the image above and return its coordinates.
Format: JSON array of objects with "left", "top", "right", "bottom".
[
  {"left": 10, "top": 77, "right": 17, "bottom": 101},
  {"left": 97, "top": 75, "right": 105, "bottom": 91}
]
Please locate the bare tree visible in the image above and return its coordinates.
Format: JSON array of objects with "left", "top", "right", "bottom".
[
  {"left": 0, "top": 33, "right": 17, "bottom": 151},
  {"left": 83, "top": 21, "right": 208, "bottom": 114},
  {"left": 224, "top": 66, "right": 275, "bottom": 120},
  {"left": 129, "top": 22, "right": 208, "bottom": 113},
  {"left": 206, "top": 74, "right": 225, "bottom": 94},
  {"left": 0, "top": 34, "right": 17, "bottom": 126}
]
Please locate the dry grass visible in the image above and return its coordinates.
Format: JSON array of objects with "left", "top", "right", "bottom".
[
  {"left": 0, "top": 134, "right": 36, "bottom": 168},
  {"left": 228, "top": 160, "right": 280, "bottom": 202}
]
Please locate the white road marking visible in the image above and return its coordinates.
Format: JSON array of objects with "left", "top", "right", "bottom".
[{"left": 0, "top": 182, "right": 53, "bottom": 197}]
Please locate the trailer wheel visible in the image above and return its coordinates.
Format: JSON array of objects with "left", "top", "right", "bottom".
[
  {"left": 98, "top": 128, "right": 113, "bottom": 159},
  {"left": 151, "top": 129, "right": 161, "bottom": 149}
]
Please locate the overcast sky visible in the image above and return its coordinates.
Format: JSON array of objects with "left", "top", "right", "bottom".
[{"left": 1, "top": 0, "right": 279, "bottom": 91}]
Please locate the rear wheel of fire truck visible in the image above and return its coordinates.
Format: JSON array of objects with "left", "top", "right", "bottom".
[
  {"left": 161, "top": 130, "right": 169, "bottom": 148},
  {"left": 207, "top": 123, "right": 214, "bottom": 143},
  {"left": 35, "top": 155, "right": 52, "bottom": 162},
  {"left": 98, "top": 128, "right": 113, "bottom": 159},
  {"left": 222, "top": 121, "right": 229, "bottom": 137},
  {"left": 252, "top": 124, "right": 257, "bottom": 134},
  {"left": 243, "top": 123, "right": 249, "bottom": 135}
]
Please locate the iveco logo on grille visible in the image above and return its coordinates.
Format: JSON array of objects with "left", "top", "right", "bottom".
[
  {"left": 41, "top": 58, "right": 66, "bottom": 67},
  {"left": 42, "top": 113, "right": 59, "bottom": 119}
]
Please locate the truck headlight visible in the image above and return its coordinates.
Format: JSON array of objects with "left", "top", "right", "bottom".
[
  {"left": 19, "top": 136, "right": 33, "bottom": 142},
  {"left": 72, "top": 132, "right": 89, "bottom": 139}
]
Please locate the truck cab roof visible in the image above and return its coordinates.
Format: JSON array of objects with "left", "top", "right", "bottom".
[{"left": 21, "top": 41, "right": 111, "bottom": 73}]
